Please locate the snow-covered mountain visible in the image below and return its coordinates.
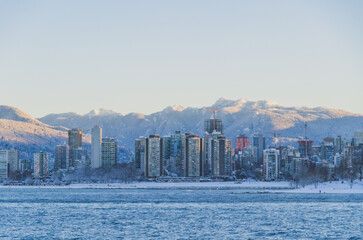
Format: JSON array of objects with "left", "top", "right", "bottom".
[
  {"left": 39, "top": 98, "right": 363, "bottom": 149},
  {"left": 0, "top": 106, "right": 90, "bottom": 158}
]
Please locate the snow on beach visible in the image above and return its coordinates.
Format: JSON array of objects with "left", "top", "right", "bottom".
[
  {"left": 1, "top": 180, "right": 362, "bottom": 193},
  {"left": 69, "top": 181, "right": 293, "bottom": 190},
  {"left": 274, "top": 180, "right": 363, "bottom": 194},
  {"left": 0, "top": 181, "right": 291, "bottom": 190}
]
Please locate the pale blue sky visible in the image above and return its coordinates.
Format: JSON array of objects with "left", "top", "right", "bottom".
[{"left": 0, "top": 1, "right": 362, "bottom": 117}]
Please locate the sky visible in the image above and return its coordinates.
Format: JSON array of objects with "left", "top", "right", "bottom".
[{"left": 0, "top": 0, "right": 362, "bottom": 117}]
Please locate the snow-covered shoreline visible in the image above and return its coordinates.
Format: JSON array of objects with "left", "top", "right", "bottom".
[
  {"left": 68, "top": 181, "right": 294, "bottom": 190},
  {"left": 271, "top": 181, "right": 363, "bottom": 194},
  {"left": 0, "top": 181, "right": 292, "bottom": 190},
  {"left": 1, "top": 180, "right": 363, "bottom": 193}
]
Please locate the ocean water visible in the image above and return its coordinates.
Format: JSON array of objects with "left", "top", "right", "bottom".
[{"left": 0, "top": 188, "right": 362, "bottom": 239}]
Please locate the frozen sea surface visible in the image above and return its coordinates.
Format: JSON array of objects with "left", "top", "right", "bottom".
[{"left": 0, "top": 188, "right": 362, "bottom": 239}]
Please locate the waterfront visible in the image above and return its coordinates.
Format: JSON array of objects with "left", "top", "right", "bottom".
[{"left": 0, "top": 188, "right": 362, "bottom": 239}]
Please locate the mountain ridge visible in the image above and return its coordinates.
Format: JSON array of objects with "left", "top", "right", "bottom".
[
  {"left": 39, "top": 97, "right": 362, "bottom": 120},
  {"left": 36, "top": 98, "right": 363, "bottom": 150}
]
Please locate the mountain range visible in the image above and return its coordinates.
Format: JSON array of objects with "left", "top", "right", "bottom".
[
  {"left": 1, "top": 98, "right": 362, "bottom": 159},
  {"left": 39, "top": 98, "right": 363, "bottom": 148}
]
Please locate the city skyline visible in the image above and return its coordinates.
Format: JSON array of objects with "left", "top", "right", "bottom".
[
  {"left": 1, "top": 1, "right": 363, "bottom": 117},
  {"left": 1, "top": 1, "right": 362, "bottom": 239}
]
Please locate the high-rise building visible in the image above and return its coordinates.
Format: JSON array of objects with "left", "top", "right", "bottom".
[
  {"left": 34, "top": 152, "right": 50, "bottom": 178},
  {"left": 263, "top": 148, "right": 280, "bottom": 180},
  {"left": 235, "top": 135, "right": 250, "bottom": 153},
  {"left": 68, "top": 129, "right": 82, "bottom": 167},
  {"left": 353, "top": 130, "right": 363, "bottom": 146},
  {"left": 284, "top": 148, "right": 296, "bottom": 177},
  {"left": 135, "top": 137, "right": 147, "bottom": 176},
  {"left": 291, "top": 157, "right": 304, "bottom": 179},
  {"left": 342, "top": 145, "right": 353, "bottom": 169},
  {"left": 312, "top": 145, "right": 321, "bottom": 156},
  {"left": 211, "top": 136, "right": 232, "bottom": 176},
  {"left": 334, "top": 153, "right": 342, "bottom": 168},
  {"left": 185, "top": 134, "right": 203, "bottom": 177},
  {"left": 204, "top": 113, "right": 225, "bottom": 176},
  {"left": 0, "top": 150, "right": 9, "bottom": 179},
  {"left": 235, "top": 145, "right": 257, "bottom": 170},
  {"left": 54, "top": 144, "right": 70, "bottom": 171},
  {"left": 321, "top": 137, "right": 334, "bottom": 161},
  {"left": 203, "top": 115, "right": 232, "bottom": 177},
  {"left": 224, "top": 138, "right": 232, "bottom": 175},
  {"left": 72, "top": 147, "right": 89, "bottom": 170},
  {"left": 101, "top": 137, "right": 117, "bottom": 168},
  {"left": 204, "top": 131, "right": 222, "bottom": 176},
  {"left": 298, "top": 140, "right": 313, "bottom": 158},
  {"left": 169, "top": 131, "right": 186, "bottom": 176},
  {"left": 8, "top": 149, "right": 19, "bottom": 173},
  {"left": 161, "top": 136, "right": 171, "bottom": 173},
  {"left": 253, "top": 134, "right": 266, "bottom": 165},
  {"left": 20, "top": 159, "right": 31, "bottom": 173},
  {"left": 334, "top": 136, "right": 344, "bottom": 154},
  {"left": 68, "top": 129, "right": 82, "bottom": 149},
  {"left": 91, "top": 125, "right": 102, "bottom": 169},
  {"left": 0, "top": 149, "right": 20, "bottom": 178},
  {"left": 146, "top": 135, "right": 162, "bottom": 177},
  {"left": 204, "top": 119, "right": 223, "bottom": 134}
]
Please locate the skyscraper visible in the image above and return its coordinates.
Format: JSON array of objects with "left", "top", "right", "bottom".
[
  {"left": 169, "top": 131, "right": 186, "bottom": 176},
  {"left": 298, "top": 140, "right": 313, "bottom": 158},
  {"left": 253, "top": 134, "right": 266, "bottom": 165},
  {"left": 204, "top": 131, "right": 222, "bottom": 176},
  {"left": 54, "top": 144, "right": 70, "bottom": 171},
  {"left": 0, "top": 150, "right": 9, "bottom": 179},
  {"left": 68, "top": 128, "right": 82, "bottom": 167},
  {"left": 8, "top": 149, "right": 19, "bottom": 173},
  {"left": 91, "top": 125, "right": 102, "bottom": 169},
  {"left": 20, "top": 159, "right": 31, "bottom": 173},
  {"left": 68, "top": 128, "right": 82, "bottom": 149},
  {"left": 203, "top": 114, "right": 233, "bottom": 177},
  {"left": 353, "top": 130, "right": 363, "bottom": 146},
  {"left": 291, "top": 157, "right": 305, "bottom": 179},
  {"left": 263, "top": 148, "right": 280, "bottom": 180},
  {"left": 185, "top": 134, "right": 203, "bottom": 177},
  {"left": 135, "top": 137, "right": 147, "bottom": 176},
  {"left": 211, "top": 136, "right": 232, "bottom": 176},
  {"left": 321, "top": 137, "right": 334, "bottom": 161},
  {"left": 101, "top": 137, "right": 117, "bottom": 168},
  {"left": 161, "top": 136, "right": 171, "bottom": 172},
  {"left": 34, "top": 152, "right": 50, "bottom": 178},
  {"left": 204, "top": 119, "right": 223, "bottom": 134},
  {"left": 146, "top": 135, "right": 162, "bottom": 177},
  {"left": 334, "top": 136, "right": 344, "bottom": 154},
  {"left": 73, "top": 147, "right": 89, "bottom": 170},
  {"left": 235, "top": 135, "right": 250, "bottom": 153}
]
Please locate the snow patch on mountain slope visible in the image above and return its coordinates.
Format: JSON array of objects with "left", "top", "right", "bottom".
[
  {"left": 0, "top": 105, "right": 44, "bottom": 126},
  {"left": 171, "top": 105, "right": 186, "bottom": 112},
  {"left": 86, "top": 108, "right": 122, "bottom": 117},
  {"left": 0, "top": 119, "right": 67, "bottom": 145}
]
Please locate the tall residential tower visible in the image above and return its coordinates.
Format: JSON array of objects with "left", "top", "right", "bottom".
[
  {"left": 68, "top": 128, "right": 82, "bottom": 167},
  {"left": 34, "top": 152, "right": 50, "bottom": 178},
  {"left": 91, "top": 125, "right": 102, "bottom": 168},
  {"left": 102, "top": 137, "right": 117, "bottom": 168}
]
